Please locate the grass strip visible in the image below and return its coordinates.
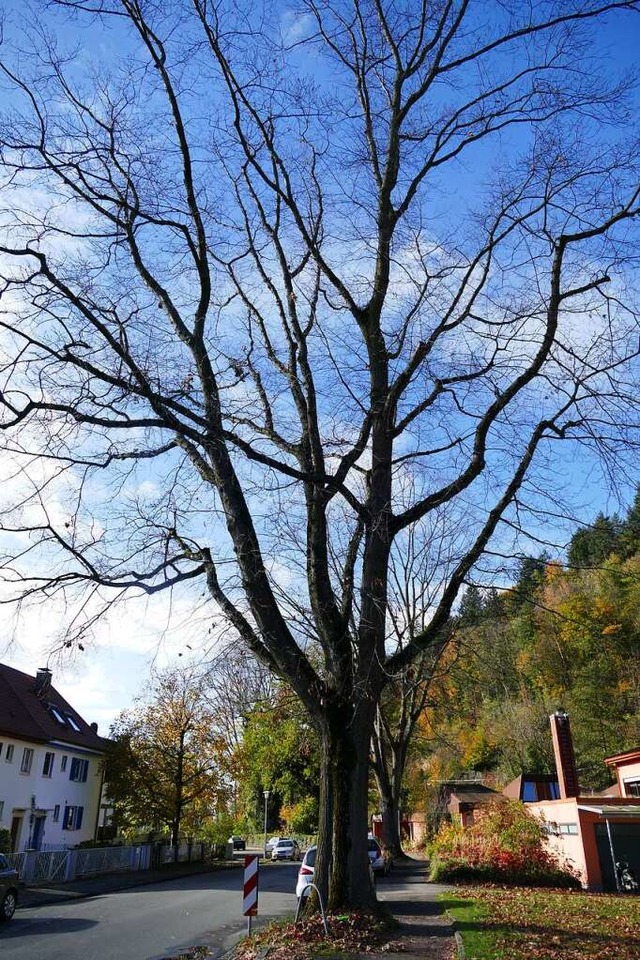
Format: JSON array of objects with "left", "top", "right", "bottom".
[{"left": 437, "top": 892, "right": 502, "bottom": 959}]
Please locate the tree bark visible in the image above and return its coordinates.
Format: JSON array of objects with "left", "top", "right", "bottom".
[
  {"left": 380, "top": 795, "right": 401, "bottom": 859},
  {"left": 173, "top": 731, "right": 185, "bottom": 861},
  {"left": 315, "top": 699, "right": 377, "bottom": 911}
]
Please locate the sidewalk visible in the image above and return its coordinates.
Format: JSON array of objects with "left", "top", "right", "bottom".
[
  {"left": 18, "top": 859, "right": 243, "bottom": 910},
  {"left": 373, "top": 859, "right": 456, "bottom": 960}
]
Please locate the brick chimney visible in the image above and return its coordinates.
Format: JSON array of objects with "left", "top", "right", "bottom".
[
  {"left": 550, "top": 708, "right": 579, "bottom": 799},
  {"left": 34, "top": 667, "right": 52, "bottom": 698}
]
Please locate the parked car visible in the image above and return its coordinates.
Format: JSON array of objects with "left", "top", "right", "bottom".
[
  {"left": 296, "top": 841, "right": 385, "bottom": 898},
  {"left": 0, "top": 854, "right": 19, "bottom": 922},
  {"left": 368, "top": 836, "right": 391, "bottom": 875},
  {"left": 296, "top": 844, "right": 316, "bottom": 897},
  {"left": 271, "top": 838, "right": 301, "bottom": 861},
  {"left": 265, "top": 836, "right": 282, "bottom": 853},
  {"left": 229, "top": 835, "right": 246, "bottom": 851}
]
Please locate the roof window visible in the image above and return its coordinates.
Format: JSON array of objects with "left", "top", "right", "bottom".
[
  {"left": 49, "top": 704, "right": 66, "bottom": 725},
  {"left": 47, "top": 704, "right": 83, "bottom": 732}
]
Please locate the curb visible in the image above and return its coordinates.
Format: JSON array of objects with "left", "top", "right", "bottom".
[{"left": 454, "top": 928, "right": 465, "bottom": 959}]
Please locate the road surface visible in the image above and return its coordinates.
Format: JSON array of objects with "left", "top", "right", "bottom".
[{"left": 0, "top": 862, "right": 299, "bottom": 960}]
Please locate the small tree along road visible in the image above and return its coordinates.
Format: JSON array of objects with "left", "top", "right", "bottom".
[
  {"left": 1, "top": 0, "right": 640, "bottom": 909},
  {"left": 106, "top": 670, "right": 230, "bottom": 852}
]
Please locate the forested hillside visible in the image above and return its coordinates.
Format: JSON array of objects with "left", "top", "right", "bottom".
[{"left": 420, "top": 492, "right": 640, "bottom": 794}]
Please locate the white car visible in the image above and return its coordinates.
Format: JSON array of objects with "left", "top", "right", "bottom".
[
  {"left": 265, "top": 836, "right": 282, "bottom": 853},
  {"left": 271, "top": 837, "right": 301, "bottom": 861},
  {"left": 296, "top": 840, "right": 387, "bottom": 898},
  {"left": 296, "top": 844, "right": 316, "bottom": 897}
]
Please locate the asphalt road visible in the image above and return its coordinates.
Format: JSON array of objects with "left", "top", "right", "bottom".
[{"left": 0, "top": 862, "right": 300, "bottom": 960}]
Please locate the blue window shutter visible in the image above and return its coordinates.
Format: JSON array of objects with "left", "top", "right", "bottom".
[{"left": 76, "top": 807, "right": 84, "bottom": 829}]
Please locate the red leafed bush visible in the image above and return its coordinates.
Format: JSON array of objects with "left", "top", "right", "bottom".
[{"left": 428, "top": 798, "right": 581, "bottom": 888}]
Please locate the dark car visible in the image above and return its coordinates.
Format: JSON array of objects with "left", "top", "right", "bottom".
[
  {"left": 0, "top": 854, "right": 19, "bottom": 922},
  {"left": 229, "top": 835, "right": 246, "bottom": 851}
]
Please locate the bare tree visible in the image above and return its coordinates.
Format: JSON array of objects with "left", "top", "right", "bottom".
[
  {"left": 1, "top": 0, "right": 640, "bottom": 908},
  {"left": 203, "top": 643, "right": 277, "bottom": 753},
  {"left": 371, "top": 525, "right": 453, "bottom": 857}
]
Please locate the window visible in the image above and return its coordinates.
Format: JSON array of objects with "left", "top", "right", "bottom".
[
  {"left": 42, "top": 751, "right": 55, "bottom": 778},
  {"left": 61, "top": 755, "right": 68, "bottom": 772},
  {"left": 70, "top": 758, "right": 89, "bottom": 782},
  {"left": 63, "top": 805, "right": 84, "bottom": 831},
  {"left": 52, "top": 804, "right": 60, "bottom": 823},
  {"left": 559, "top": 823, "right": 579, "bottom": 835},
  {"left": 5, "top": 744, "right": 14, "bottom": 763},
  {"left": 0, "top": 801, "right": 4, "bottom": 821},
  {"left": 65, "top": 714, "right": 82, "bottom": 732},
  {"left": 522, "top": 778, "right": 561, "bottom": 802},
  {"left": 20, "top": 747, "right": 34, "bottom": 774},
  {"left": 49, "top": 704, "right": 66, "bottom": 725},
  {"left": 626, "top": 779, "right": 640, "bottom": 798}
]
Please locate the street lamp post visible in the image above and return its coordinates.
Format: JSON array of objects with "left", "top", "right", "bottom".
[{"left": 262, "top": 790, "right": 270, "bottom": 860}]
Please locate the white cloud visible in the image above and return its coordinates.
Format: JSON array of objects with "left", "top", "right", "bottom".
[
  {"left": 280, "top": 11, "right": 314, "bottom": 46},
  {"left": 0, "top": 576, "right": 227, "bottom": 732}
]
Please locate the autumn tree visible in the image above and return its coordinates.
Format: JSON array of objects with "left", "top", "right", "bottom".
[
  {"left": 106, "top": 671, "right": 230, "bottom": 851},
  {"left": 1, "top": 1, "right": 640, "bottom": 908},
  {"left": 236, "top": 684, "right": 321, "bottom": 833}
]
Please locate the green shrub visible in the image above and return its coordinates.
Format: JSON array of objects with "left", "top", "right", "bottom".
[{"left": 428, "top": 798, "right": 580, "bottom": 888}]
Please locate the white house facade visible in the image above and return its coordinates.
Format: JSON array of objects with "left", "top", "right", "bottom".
[{"left": 0, "top": 664, "right": 108, "bottom": 851}]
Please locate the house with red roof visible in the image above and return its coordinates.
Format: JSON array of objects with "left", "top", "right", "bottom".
[{"left": 0, "top": 664, "right": 108, "bottom": 851}]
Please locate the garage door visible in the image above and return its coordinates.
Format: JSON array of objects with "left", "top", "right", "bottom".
[{"left": 595, "top": 822, "right": 640, "bottom": 891}]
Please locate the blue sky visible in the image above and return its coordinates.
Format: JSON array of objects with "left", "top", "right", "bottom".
[{"left": 1, "top": 0, "right": 640, "bottom": 726}]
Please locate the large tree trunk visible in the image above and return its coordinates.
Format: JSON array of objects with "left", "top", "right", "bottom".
[
  {"left": 172, "top": 733, "right": 185, "bottom": 862},
  {"left": 314, "top": 699, "right": 377, "bottom": 912},
  {"left": 380, "top": 793, "right": 402, "bottom": 859},
  {"left": 372, "top": 711, "right": 408, "bottom": 859},
  {"left": 372, "top": 747, "right": 404, "bottom": 859}
]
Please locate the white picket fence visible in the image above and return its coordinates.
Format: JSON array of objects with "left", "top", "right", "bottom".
[{"left": 8, "top": 841, "right": 210, "bottom": 886}]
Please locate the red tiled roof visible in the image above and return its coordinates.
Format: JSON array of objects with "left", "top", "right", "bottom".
[{"left": 0, "top": 663, "right": 107, "bottom": 752}]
